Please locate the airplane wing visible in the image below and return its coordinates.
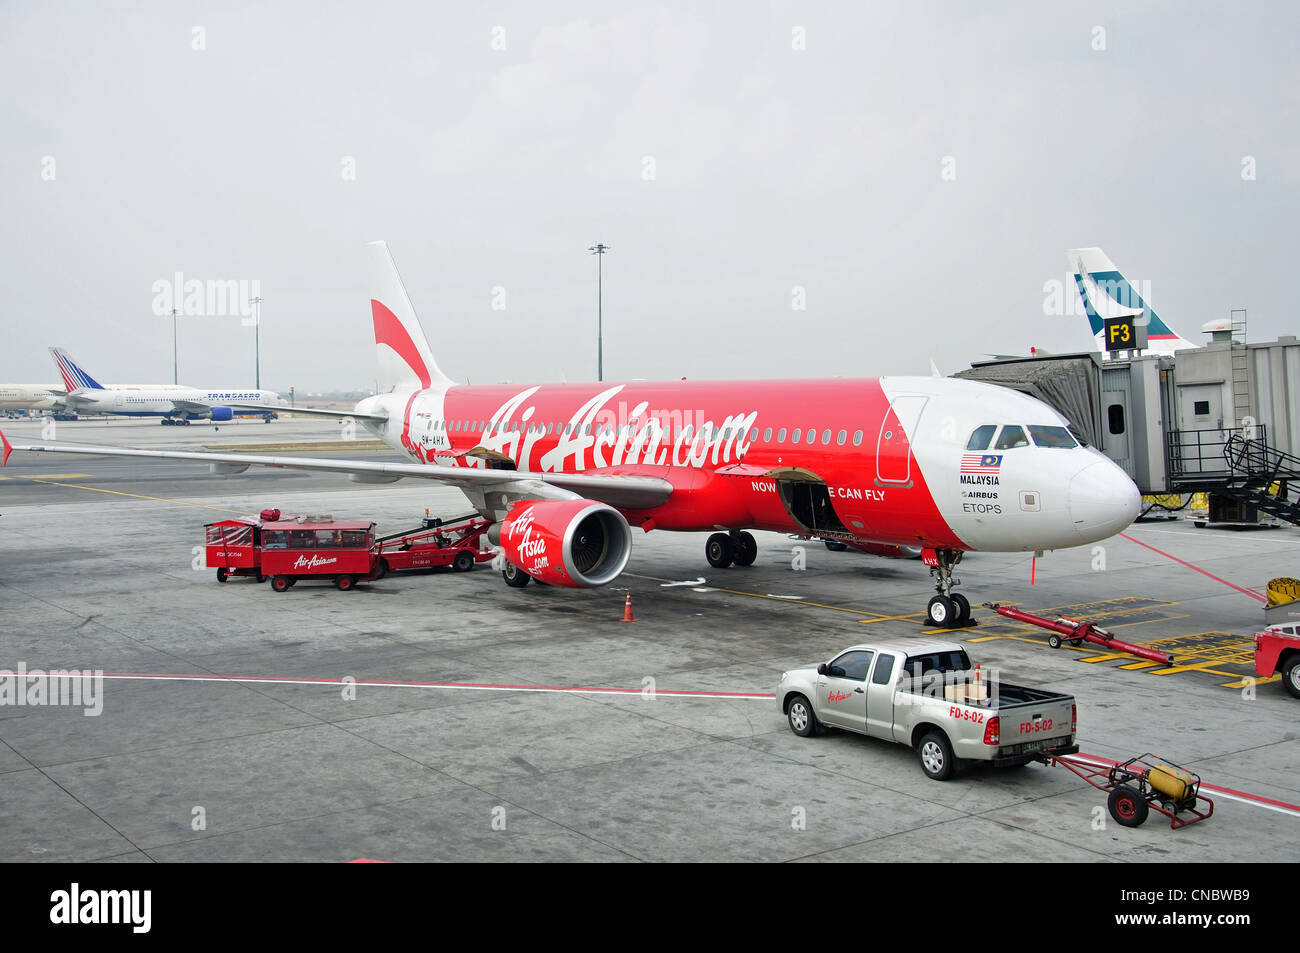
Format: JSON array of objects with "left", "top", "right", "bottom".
[
  {"left": 0, "top": 430, "right": 672, "bottom": 511},
  {"left": 225, "top": 402, "right": 389, "bottom": 423}
]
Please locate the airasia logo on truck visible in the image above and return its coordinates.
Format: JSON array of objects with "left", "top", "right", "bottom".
[{"left": 292, "top": 554, "right": 339, "bottom": 570}]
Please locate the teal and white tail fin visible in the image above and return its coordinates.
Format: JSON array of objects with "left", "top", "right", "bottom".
[
  {"left": 1068, "top": 247, "right": 1197, "bottom": 356},
  {"left": 367, "top": 241, "right": 452, "bottom": 393}
]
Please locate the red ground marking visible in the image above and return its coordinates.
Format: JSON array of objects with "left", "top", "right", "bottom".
[{"left": 1119, "top": 532, "right": 1268, "bottom": 603}]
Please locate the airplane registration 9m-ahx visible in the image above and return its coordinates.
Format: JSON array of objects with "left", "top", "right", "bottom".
[{"left": 1, "top": 242, "right": 1141, "bottom": 627}]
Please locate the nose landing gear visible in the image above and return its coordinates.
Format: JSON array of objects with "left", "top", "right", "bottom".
[{"left": 925, "top": 549, "right": 972, "bottom": 628}]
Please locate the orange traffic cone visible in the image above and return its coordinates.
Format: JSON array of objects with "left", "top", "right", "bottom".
[{"left": 622, "top": 592, "right": 635, "bottom": 623}]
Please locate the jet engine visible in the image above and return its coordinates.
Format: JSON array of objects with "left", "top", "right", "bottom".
[
  {"left": 210, "top": 406, "right": 234, "bottom": 422},
  {"left": 497, "top": 499, "right": 633, "bottom": 587}
]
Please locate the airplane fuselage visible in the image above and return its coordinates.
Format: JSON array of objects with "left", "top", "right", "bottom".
[{"left": 352, "top": 374, "right": 1139, "bottom": 554}]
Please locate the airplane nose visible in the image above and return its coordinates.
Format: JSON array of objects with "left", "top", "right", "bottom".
[{"left": 1068, "top": 460, "right": 1141, "bottom": 542}]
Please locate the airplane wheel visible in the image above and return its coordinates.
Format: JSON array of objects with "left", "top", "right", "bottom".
[
  {"left": 705, "top": 533, "right": 733, "bottom": 568},
  {"left": 452, "top": 550, "right": 475, "bottom": 573},
  {"left": 271, "top": 576, "right": 291, "bottom": 593},
  {"left": 335, "top": 575, "right": 355, "bottom": 591},
  {"left": 502, "top": 562, "right": 531, "bottom": 588},
  {"left": 926, "top": 595, "right": 955, "bottom": 627},
  {"left": 216, "top": 568, "right": 228, "bottom": 583},
  {"left": 951, "top": 593, "right": 971, "bottom": 625},
  {"left": 731, "top": 532, "right": 757, "bottom": 567}
]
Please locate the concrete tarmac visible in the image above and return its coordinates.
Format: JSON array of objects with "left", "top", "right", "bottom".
[{"left": 1, "top": 418, "right": 1297, "bottom": 862}]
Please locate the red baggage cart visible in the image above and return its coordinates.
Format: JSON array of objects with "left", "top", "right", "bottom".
[
  {"left": 204, "top": 518, "right": 265, "bottom": 583},
  {"left": 260, "top": 519, "right": 379, "bottom": 592}
]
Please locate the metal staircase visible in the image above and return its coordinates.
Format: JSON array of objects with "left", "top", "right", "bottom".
[{"left": 1222, "top": 433, "right": 1300, "bottom": 526}]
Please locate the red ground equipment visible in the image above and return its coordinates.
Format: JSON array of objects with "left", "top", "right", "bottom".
[
  {"left": 259, "top": 518, "right": 378, "bottom": 591},
  {"left": 205, "top": 518, "right": 265, "bottom": 583},
  {"left": 1042, "top": 752, "right": 1214, "bottom": 829},
  {"left": 375, "top": 513, "right": 495, "bottom": 575},
  {"left": 983, "top": 603, "right": 1173, "bottom": 665}
]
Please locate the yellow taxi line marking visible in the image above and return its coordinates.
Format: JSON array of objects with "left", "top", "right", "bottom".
[
  {"left": 1118, "top": 661, "right": 1163, "bottom": 670},
  {"left": 1079, "top": 653, "right": 1135, "bottom": 663},
  {"left": 19, "top": 478, "right": 254, "bottom": 516},
  {"left": 1222, "top": 675, "right": 1279, "bottom": 689},
  {"left": 1149, "top": 661, "right": 1243, "bottom": 676}
]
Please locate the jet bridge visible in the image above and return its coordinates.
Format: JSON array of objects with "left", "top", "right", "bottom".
[{"left": 955, "top": 335, "right": 1300, "bottom": 527}]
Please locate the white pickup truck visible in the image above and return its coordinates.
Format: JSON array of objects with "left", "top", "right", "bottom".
[{"left": 777, "top": 639, "right": 1078, "bottom": 780}]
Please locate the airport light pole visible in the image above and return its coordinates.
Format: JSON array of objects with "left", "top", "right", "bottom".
[
  {"left": 171, "top": 307, "right": 179, "bottom": 385},
  {"left": 589, "top": 243, "right": 608, "bottom": 381},
  {"left": 249, "top": 295, "right": 263, "bottom": 391}
]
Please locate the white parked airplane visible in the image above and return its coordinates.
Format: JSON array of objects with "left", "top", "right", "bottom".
[{"left": 48, "top": 348, "right": 285, "bottom": 425}]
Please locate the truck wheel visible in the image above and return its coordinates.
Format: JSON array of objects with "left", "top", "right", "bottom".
[
  {"left": 786, "top": 695, "right": 820, "bottom": 738},
  {"left": 335, "top": 575, "right": 355, "bottom": 591},
  {"left": 374, "top": 560, "right": 388, "bottom": 580},
  {"left": 452, "top": 550, "right": 475, "bottom": 572},
  {"left": 271, "top": 576, "right": 291, "bottom": 593},
  {"left": 705, "top": 533, "right": 733, "bottom": 568},
  {"left": 256, "top": 574, "right": 267, "bottom": 583},
  {"left": 926, "top": 595, "right": 955, "bottom": 628},
  {"left": 917, "top": 731, "right": 957, "bottom": 781},
  {"left": 1108, "top": 785, "right": 1150, "bottom": 827},
  {"left": 502, "top": 562, "right": 531, "bottom": 588},
  {"left": 216, "top": 568, "right": 228, "bottom": 583},
  {"left": 1282, "top": 656, "right": 1300, "bottom": 699},
  {"left": 1048, "top": 634, "right": 1062, "bottom": 649}
]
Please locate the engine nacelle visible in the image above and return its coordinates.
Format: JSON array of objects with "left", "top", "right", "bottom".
[
  {"left": 210, "top": 406, "right": 234, "bottom": 422},
  {"left": 498, "top": 499, "right": 632, "bottom": 588}
]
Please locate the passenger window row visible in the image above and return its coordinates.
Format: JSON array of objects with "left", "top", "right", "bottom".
[{"left": 429, "top": 418, "right": 869, "bottom": 448}]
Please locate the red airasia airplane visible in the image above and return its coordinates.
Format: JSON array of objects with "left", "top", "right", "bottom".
[{"left": 1, "top": 242, "right": 1140, "bottom": 627}]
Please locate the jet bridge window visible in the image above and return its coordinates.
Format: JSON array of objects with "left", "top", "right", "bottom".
[
  {"left": 993, "top": 425, "right": 1029, "bottom": 450},
  {"left": 1107, "top": 405, "right": 1126, "bottom": 435},
  {"left": 966, "top": 425, "right": 996, "bottom": 451},
  {"left": 1027, "top": 425, "right": 1077, "bottom": 448}
]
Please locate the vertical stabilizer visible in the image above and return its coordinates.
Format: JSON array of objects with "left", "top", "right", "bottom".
[
  {"left": 367, "top": 241, "right": 452, "bottom": 393},
  {"left": 49, "top": 348, "right": 105, "bottom": 392}
]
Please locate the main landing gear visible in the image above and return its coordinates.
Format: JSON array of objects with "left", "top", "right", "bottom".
[
  {"left": 705, "top": 531, "right": 757, "bottom": 569},
  {"left": 160, "top": 418, "right": 191, "bottom": 426},
  {"left": 925, "top": 549, "right": 971, "bottom": 629}
]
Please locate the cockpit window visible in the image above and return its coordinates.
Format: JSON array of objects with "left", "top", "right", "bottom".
[
  {"left": 1027, "top": 425, "right": 1077, "bottom": 448},
  {"left": 1068, "top": 425, "right": 1089, "bottom": 448},
  {"left": 993, "top": 425, "right": 1030, "bottom": 450},
  {"left": 965, "top": 424, "right": 997, "bottom": 451}
]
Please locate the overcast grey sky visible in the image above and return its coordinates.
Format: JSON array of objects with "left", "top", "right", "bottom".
[{"left": 3, "top": 2, "right": 1297, "bottom": 392}]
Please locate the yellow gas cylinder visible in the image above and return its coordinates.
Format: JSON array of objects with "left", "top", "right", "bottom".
[
  {"left": 1148, "top": 763, "right": 1193, "bottom": 801},
  {"left": 1268, "top": 578, "right": 1300, "bottom": 607}
]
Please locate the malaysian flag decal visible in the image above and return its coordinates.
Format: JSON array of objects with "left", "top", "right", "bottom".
[{"left": 960, "top": 453, "right": 1002, "bottom": 474}]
